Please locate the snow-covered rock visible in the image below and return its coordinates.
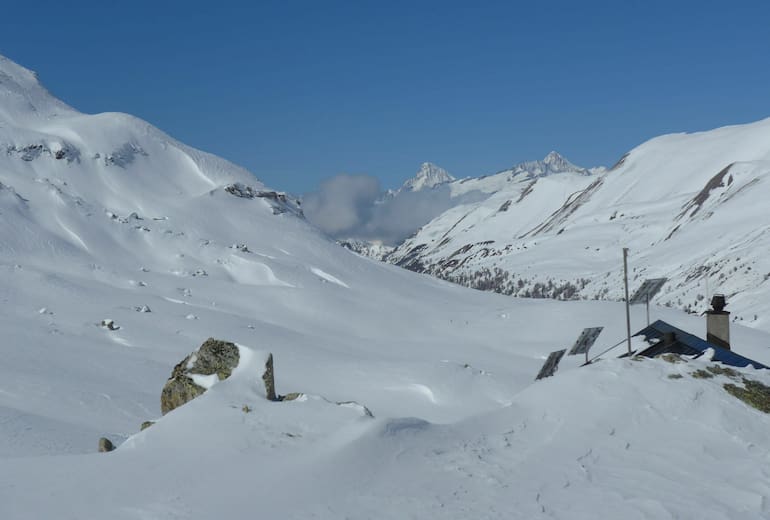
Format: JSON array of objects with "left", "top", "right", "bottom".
[{"left": 160, "top": 338, "right": 243, "bottom": 415}]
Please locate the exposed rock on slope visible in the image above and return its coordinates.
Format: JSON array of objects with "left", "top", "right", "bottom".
[
  {"left": 97, "top": 437, "right": 115, "bottom": 453},
  {"left": 224, "top": 183, "right": 303, "bottom": 217},
  {"left": 161, "top": 338, "right": 241, "bottom": 414}
]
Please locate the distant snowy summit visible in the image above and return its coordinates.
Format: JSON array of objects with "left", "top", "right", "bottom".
[
  {"left": 336, "top": 152, "right": 598, "bottom": 257},
  {"left": 398, "top": 162, "right": 455, "bottom": 192},
  {"left": 396, "top": 153, "right": 592, "bottom": 197},
  {"left": 505, "top": 151, "right": 599, "bottom": 180}
]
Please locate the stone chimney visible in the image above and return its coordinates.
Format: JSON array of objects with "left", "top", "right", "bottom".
[{"left": 706, "top": 294, "right": 730, "bottom": 350}]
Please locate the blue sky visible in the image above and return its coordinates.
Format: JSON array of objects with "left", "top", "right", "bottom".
[{"left": 2, "top": 1, "right": 769, "bottom": 194}]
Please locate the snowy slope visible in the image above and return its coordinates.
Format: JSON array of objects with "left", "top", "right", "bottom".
[
  {"left": 388, "top": 121, "right": 770, "bottom": 330},
  {"left": 2, "top": 54, "right": 770, "bottom": 519},
  {"left": 6, "top": 335, "right": 770, "bottom": 520}
]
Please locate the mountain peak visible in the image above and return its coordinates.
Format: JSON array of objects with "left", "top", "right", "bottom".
[
  {"left": 510, "top": 151, "right": 587, "bottom": 179},
  {"left": 400, "top": 162, "right": 455, "bottom": 192},
  {"left": 543, "top": 150, "right": 567, "bottom": 165},
  {"left": 0, "top": 54, "right": 76, "bottom": 123},
  {"left": 0, "top": 54, "right": 38, "bottom": 85}
]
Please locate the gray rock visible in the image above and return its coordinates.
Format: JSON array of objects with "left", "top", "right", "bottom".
[
  {"left": 140, "top": 421, "right": 155, "bottom": 431},
  {"left": 280, "top": 392, "right": 303, "bottom": 402},
  {"left": 98, "top": 437, "right": 115, "bottom": 452},
  {"left": 100, "top": 319, "right": 120, "bottom": 330},
  {"left": 263, "top": 353, "right": 277, "bottom": 401},
  {"left": 160, "top": 338, "right": 240, "bottom": 415}
]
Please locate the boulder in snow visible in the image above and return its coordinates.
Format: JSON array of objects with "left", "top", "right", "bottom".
[
  {"left": 98, "top": 437, "right": 115, "bottom": 452},
  {"left": 160, "top": 338, "right": 241, "bottom": 415},
  {"left": 100, "top": 319, "right": 120, "bottom": 331}
]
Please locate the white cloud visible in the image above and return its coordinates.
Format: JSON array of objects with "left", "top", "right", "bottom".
[
  {"left": 303, "top": 174, "right": 483, "bottom": 245},
  {"left": 302, "top": 174, "right": 381, "bottom": 236}
]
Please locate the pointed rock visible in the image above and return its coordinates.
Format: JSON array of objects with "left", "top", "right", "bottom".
[
  {"left": 98, "top": 437, "right": 115, "bottom": 453},
  {"left": 263, "top": 353, "right": 277, "bottom": 401}
]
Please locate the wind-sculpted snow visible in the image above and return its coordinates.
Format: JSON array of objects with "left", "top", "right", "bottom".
[{"left": 3, "top": 54, "right": 770, "bottom": 519}]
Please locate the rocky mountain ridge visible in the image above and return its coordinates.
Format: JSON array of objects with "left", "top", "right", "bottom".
[
  {"left": 337, "top": 151, "right": 592, "bottom": 252},
  {"left": 384, "top": 120, "right": 770, "bottom": 330},
  {"left": 397, "top": 161, "right": 455, "bottom": 192}
]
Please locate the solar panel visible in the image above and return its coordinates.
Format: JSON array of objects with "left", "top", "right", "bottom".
[
  {"left": 629, "top": 278, "right": 667, "bottom": 305},
  {"left": 535, "top": 349, "right": 567, "bottom": 380},
  {"left": 568, "top": 327, "right": 604, "bottom": 356},
  {"left": 635, "top": 320, "right": 770, "bottom": 370}
]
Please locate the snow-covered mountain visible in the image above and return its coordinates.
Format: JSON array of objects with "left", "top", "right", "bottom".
[
  {"left": 335, "top": 153, "right": 589, "bottom": 252},
  {"left": 397, "top": 161, "right": 455, "bottom": 192},
  {"left": 444, "top": 150, "right": 600, "bottom": 198},
  {"left": 505, "top": 150, "right": 595, "bottom": 179},
  {"left": 336, "top": 238, "right": 395, "bottom": 261},
  {"left": 3, "top": 53, "right": 770, "bottom": 519},
  {"left": 387, "top": 121, "right": 770, "bottom": 331}
]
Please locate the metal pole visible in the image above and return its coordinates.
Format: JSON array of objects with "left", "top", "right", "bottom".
[{"left": 623, "top": 248, "right": 632, "bottom": 355}]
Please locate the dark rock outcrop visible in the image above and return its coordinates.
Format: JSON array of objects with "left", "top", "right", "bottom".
[
  {"left": 100, "top": 319, "right": 120, "bottom": 330},
  {"left": 98, "top": 437, "right": 115, "bottom": 452},
  {"left": 160, "top": 338, "right": 240, "bottom": 415},
  {"left": 224, "top": 183, "right": 304, "bottom": 217},
  {"left": 262, "top": 353, "right": 277, "bottom": 401}
]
